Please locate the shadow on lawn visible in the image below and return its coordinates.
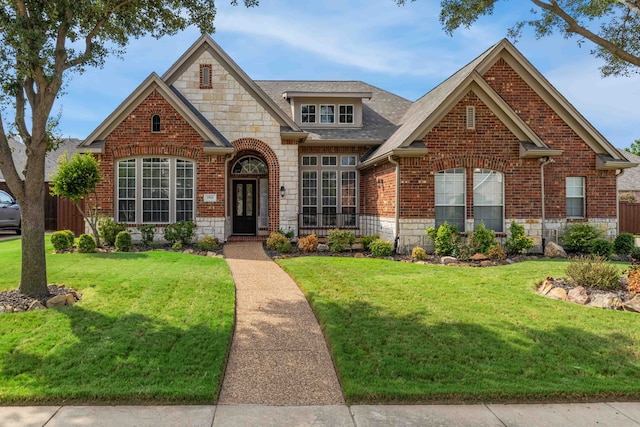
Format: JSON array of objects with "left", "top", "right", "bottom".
[
  {"left": 306, "top": 297, "right": 640, "bottom": 403},
  {"left": 0, "top": 304, "right": 232, "bottom": 404}
]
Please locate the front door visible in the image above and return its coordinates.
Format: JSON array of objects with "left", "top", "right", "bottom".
[{"left": 233, "top": 180, "right": 257, "bottom": 234}]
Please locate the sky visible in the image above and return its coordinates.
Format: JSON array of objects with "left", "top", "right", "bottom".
[{"left": 52, "top": 0, "right": 640, "bottom": 151}]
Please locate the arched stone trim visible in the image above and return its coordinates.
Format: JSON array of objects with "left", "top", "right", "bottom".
[
  {"left": 431, "top": 154, "right": 511, "bottom": 173},
  {"left": 230, "top": 138, "right": 280, "bottom": 233}
]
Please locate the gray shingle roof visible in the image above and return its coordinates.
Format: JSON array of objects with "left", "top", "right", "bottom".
[
  {"left": 255, "top": 81, "right": 412, "bottom": 142},
  {"left": 620, "top": 151, "right": 640, "bottom": 191},
  {"left": 0, "top": 137, "right": 80, "bottom": 182}
]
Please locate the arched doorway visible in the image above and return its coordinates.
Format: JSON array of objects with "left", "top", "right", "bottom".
[{"left": 230, "top": 155, "right": 268, "bottom": 235}]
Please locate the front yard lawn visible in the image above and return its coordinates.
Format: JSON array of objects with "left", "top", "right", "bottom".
[
  {"left": 278, "top": 257, "right": 640, "bottom": 403},
  {"left": 0, "top": 239, "right": 235, "bottom": 404}
]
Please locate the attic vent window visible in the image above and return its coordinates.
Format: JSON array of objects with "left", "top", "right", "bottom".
[
  {"left": 466, "top": 106, "right": 476, "bottom": 130},
  {"left": 200, "top": 64, "right": 212, "bottom": 89},
  {"left": 151, "top": 115, "right": 161, "bottom": 132}
]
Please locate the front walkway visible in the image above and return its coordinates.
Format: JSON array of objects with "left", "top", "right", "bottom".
[{"left": 219, "top": 242, "right": 344, "bottom": 405}]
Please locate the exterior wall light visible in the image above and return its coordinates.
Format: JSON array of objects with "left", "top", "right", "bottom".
[{"left": 280, "top": 185, "right": 286, "bottom": 198}]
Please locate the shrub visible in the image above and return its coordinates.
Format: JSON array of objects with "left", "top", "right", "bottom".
[
  {"left": 369, "top": 239, "right": 393, "bottom": 257},
  {"left": 632, "top": 246, "right": 640, "bottom": 261},
  {"left": 590, "top": 238, "right": 613, "bottom": 258},
  {"left": 115, "top": 231, "right": 133, "bottom": 252},
  {"left": 51, "top": 231, "right": 73, "bottom": 252},
  {"left": 99, "top": 217, "right": 127, "bottom": 246},
  {"left": 278, "top": 228, "right": 295, "bottom": 239},
  {"left": 426, "top": 222, "right": 460, "bottom": 257},
  {"left": 266, "top": 232, "right": 291, "bottom": 253},
  {"left": 62, "top": 230, "right": 75, "bottom": 246},
  {"left": 298, "top": 234, "right": 318, "bottom": 252},
  {"left": 565, "top": 255, "right": 620, "bottom": 291},
  {"left": 614, "top": 232, "right": 635, "bottom": 255},
  {"left": 327, "top": 228, "right": 355, "bottom": 253},
  {"left": 505, "top": 221, "right": 535, "bottom": 255},
  {"left": 412, "top": 246, "right": 427, "bottom": 261},
  {"left": 164, "top": 220, "right": 196, "bottom": 245},
  {"left": 487, "top": 243, "right": 507, "bottom": 261},
  {"left": 197, "top": 236, "right": 219, "bottom": 251},
  {"left": 468, "top": 222, "right": 497, "bottom": 254},
  {"left": 360, "top": 234, "right": 380, "bottom": 252},
  {"left": 627, "top": 261, "right": 640, "bottom": 296},
  {"left": 137, "top": 224, "right": 156, "bottom": 246},
  {"left": 77, "top": 234, "right": 96, "bottom": 253},
  {"left": 561, "top": 223, "right": 603, "bottom": 253}
]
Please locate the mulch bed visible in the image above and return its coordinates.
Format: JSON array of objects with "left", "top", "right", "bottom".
[{"left": 0, "top": 284, "right": 80, "bottom": 312}]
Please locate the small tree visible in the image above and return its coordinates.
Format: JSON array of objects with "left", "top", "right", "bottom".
[{"left": 50, "top": 153, "right": 102, "bottom": 246}]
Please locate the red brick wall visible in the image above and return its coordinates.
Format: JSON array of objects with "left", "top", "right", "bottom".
[
  {"left": 95, "top": 89, "right": 226, "bottom": 223},
  {"left": 361, "top": 162, "right": 397, "bottom": 217},
  {"left": 483, "top": 59, "right": 617, "bottom": 219}
]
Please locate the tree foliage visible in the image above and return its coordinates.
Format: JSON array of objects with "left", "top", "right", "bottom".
[
  {"left": 0, "top": 0, "right": 258, "bottom": 296},
  {"left": 50, "top": 153, "right": 102, "bottom": 246},
  {"left": 625, "top": 139, "right": 640, "bottom": 155},
  {"left": 396, "top": 0, "right": 640, "bottom": 77}
]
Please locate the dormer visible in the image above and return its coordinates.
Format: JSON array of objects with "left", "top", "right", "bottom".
[{"left": 282, "top": 91, "right": 372, "bottom": 128}]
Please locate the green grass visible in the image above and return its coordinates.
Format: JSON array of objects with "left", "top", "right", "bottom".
[
  {"left": 278, "top": 257, "right": 640, "bottom": 404},
  {"left": 0, "top": 239, "right": 235, "bottom": 404}
]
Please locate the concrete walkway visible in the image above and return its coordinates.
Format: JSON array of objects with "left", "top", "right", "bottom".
[
  {"left": 219, "top": 242, "right": 343, "bottom": 405},
  {"left": 3, "top": 402, "right": 640, "bottom": 426}
]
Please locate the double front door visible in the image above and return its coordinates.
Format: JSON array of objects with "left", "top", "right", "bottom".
[{"left": 233, "top": 180, "right": 256, "bottom": 234}]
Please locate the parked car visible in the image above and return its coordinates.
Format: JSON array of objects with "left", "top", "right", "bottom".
[{"left": 0, "top": 190, "right": 21, "bottom": 234}]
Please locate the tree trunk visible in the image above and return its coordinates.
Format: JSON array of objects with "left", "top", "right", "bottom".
[{"left": 18, "top": 183, "right": 48, "bottom": 296}]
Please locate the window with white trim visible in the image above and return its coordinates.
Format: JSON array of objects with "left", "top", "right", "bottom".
[
  {"left": 301, "top": 104, "right": 316, "bottom": 123},
  {"left": 320, "top": 105, "right": 335, "bottom": 123},
  {"left": 117, "top": 157, "right": 195, "bottom": 224},
  {"left": 301, "top": 154, "right": 357, "bottom": 227},
  {"left": 339, "top": 105, "right": 354, "bottom": 124},
  {"left": 473, "top": 169, "right": 504, "bottom": 232},
  {"left": 566, "top": 177, "right": 585, "bottom": 218},
  {"left": 434, "top": 168, "right": 466, "bottom": 232}
]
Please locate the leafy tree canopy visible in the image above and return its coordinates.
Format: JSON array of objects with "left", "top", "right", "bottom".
[
  {"left": 396, "top": 0, "right": 640, "bottom": 77},
  {"left": 625, "top": 139, "right": 640, "bottom": 155}
]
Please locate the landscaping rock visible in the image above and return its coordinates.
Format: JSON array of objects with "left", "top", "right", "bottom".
[
  {"left": 65, "top": 294, "right": 76, "bottom": 306},
  {"left": 588, "top": 293, "right": 622, "bottom": 310},
  {"left": 622, "top": 295, "right": 640, "bottom": 313},
  {"left": 480, "top": 260, "right": 493, "bottom": 267},
  {"left": 538, "top": 278, "right": 555, "bottom": 295},
  {"left": 471, "top": 253, "right": 489, "bottom": 261},
  {"left": 546, "top": 287, "right": 567, "bottom": 301},
  {"left": 317, "top": 244, "right": 329, "bottom": 252},
  {"left": 544, "top": 242, "right": 567, "bottom": 258},
  {"left": 206, "top": 251, "right": 216, "bottom": 257},
  {"left": 567, "top": 286, "right": 589, "bottom": 305},
  {"left": 45, "top": 294, "right": 67, "bottom": 308},
  {"left": 354, "top": 253, "right": 365, "bottom": 258},
  {"left": 28, "top": 300, "right": 45, "bottom": 311},
  {"left": 441, "top": 256, "right": 458, "bottom": 265}
]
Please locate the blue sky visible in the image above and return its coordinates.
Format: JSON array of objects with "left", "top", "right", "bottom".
[{"left": 54, "top": 0, "right": 640, "bottom": 151}]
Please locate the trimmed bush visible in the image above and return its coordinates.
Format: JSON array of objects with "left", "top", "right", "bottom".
[
  {"left": 164, "top": 220, "right": 196, "bottom": 245},
  {"left": 266, "top": 232, "right": 291, "bottom": 253},
  {"left": 412, "top": 246, "right": 427, "bottom": 261},
  {"left": 369, "top": 239, "right": 393, "bottom": 257},
  {"left": 78, "top": 234, "right": 96, "bottom": 253},
  {"left": 62, "top": 230, "right": 75, "bottom": 247},
  {"left": 298, "top": 234, "right": 318, "bottom": 253},
  {"left": 99, "top": 217, "right": 127, "bottom": 246},
  {"left": 590, "top": 238, "right": 613, "bottom": 258},
  {"left": 360, "top": 234, "right": 380, "bottom": 252},
  {"left": 565, "top": 255, "right": 620, "bottom": 291},
  {"left": 197, "top": 236, "right": 219, "bottom": 251},
  {"left": 426, "top": 222, "right": 460, "bottom": 257},
  {"left": 487, "top": 243, "right": 507, "bottom": 261},
  {"left": 51, "top": 231, "right": 73, "bottom": 252},
  {"left": 115, "top": 231, "right": 133, "bottom": 252},
  {"left": 137, "top": 224, "right": 156, "bottom": 246},
  {"left": 468, "top": 222, "right": 497, "bottom": 255},
  {"left": 327, "top": 229, "right": 355, "bottom": 253},
  {"left": 505, "top": 221, "right": 534, "bottom": 255},
  {"left": 562, "top": 223, "right": 603, "bottom": 253},
  {"left": 614, "top": 232, "right": 635, "bottom": 255}
]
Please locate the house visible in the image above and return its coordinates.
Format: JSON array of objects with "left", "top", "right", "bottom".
[
  {"left": 79, "top": 35, "right": 634, "bottom": 252},
  {"left": 619, "top": 151, "right": 640, "bottom": 202}
]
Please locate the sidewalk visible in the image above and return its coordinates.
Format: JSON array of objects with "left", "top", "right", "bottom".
[{"left": 2, "top": 402, "right": 640, "bottom": 426}]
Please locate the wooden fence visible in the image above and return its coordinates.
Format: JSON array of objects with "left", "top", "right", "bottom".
[{"left": 620, "top": 201, "right": 640, "bottom": 234}]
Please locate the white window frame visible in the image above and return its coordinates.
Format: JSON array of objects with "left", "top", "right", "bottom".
[
  {"left": 301, "top": 104, "right": 316, "bottom": 123},
  {"left": 116, "top": 157, "right": 195, "bottom": 224},
  {"left": 473, "top": 169, "right": 504, "bottom": 233},
  {"left": 566, "top": 176, "right": 585, "bottom": 218},
  {"left": 339, "top": 105, "right": 354, "bottom": 124},
  {"left": 434, "top": 168, "right": 466, "bottom": 232},
  {"left": 320, "top": 104, "right": 335, "bottom": 124}
]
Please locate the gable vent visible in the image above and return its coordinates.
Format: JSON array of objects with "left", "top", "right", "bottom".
[{"left": 466, "top": 106, "right": 475, "bottom": 130}]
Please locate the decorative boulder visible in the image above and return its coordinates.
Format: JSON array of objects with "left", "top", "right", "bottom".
[
  {"left": 622, "top": 295, "right": 640, "bottom": 313},
  {"left": 544, "top": 242, "right": 567, "bottom": 258},
  {"left": 441, "top": 256, "right": 458, "bottom": 265},
  {"left": 45, "top": 294, "right": 67, "bottom": 308},
  {"left": 547, "top": 287, "right": 567, "bottom": 301},
  {"left": 471, "top": 253, "right": 489, "bottom": 261},
  {"left": 538, "top": 277, "right": 555, "bottom": 295},
  {"left": 567, "top": 286, "right": 589, "bottom": 305},
  {"left": 317, "top": 243, "right": 330, "bottom": 252},
  {"left": 588, "top": 293, "right": 622, "bottom": 310}
]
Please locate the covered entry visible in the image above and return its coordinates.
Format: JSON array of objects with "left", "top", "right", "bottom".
[{"left": 231, "top": 156, "right": 268, "bottom": 235}]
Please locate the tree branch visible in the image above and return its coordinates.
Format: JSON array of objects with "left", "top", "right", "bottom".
[{"left": 0, "top": 115, "right": 26, "bottom": 200}]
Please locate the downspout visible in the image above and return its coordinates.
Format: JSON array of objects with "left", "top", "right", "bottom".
[
  {"left": 388, "top": 155, "right": 400, "bottom": 251},
  {"left": 224, "top": 154, "right": 232, "bottom": 242},
  {"left": 540, "top": 156, "right": 554, "bottom": 249},
  {"left": 616, "top": 169, "right": 625, "bottom": 235}
]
